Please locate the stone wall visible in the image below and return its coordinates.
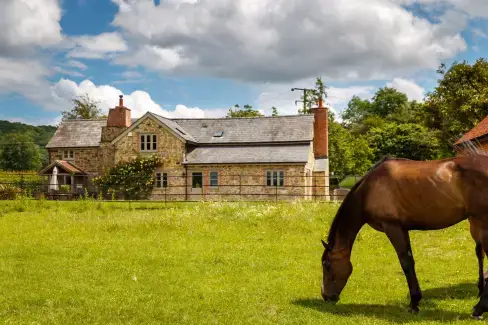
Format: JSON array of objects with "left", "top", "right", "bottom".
[
  {"left": 49, "top": 148, "right": 100, "bottom": 174},
  {"left": 101, "top": 126, "right": 127, "bottom": 143},
  {"left": 114, "top": 117, "right": 186, "bottom": 170},
  {"left": 179, "top": 164, "right": 308, "bottom": 201}
]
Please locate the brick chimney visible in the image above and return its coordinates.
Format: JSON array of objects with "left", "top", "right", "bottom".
[
  {"left": 107, "top": 95, "right": 131, "bottom": 128},
  {"left": 312, "top": 97, "right": 328, "bottom": 159}
]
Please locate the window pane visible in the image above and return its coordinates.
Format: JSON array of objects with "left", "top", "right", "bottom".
[
  {"left": 155, "top": 173, "right": 161, "bottom": 188},
  {"left": 146, "top": 135, "right": 151, "bottom": 143},
  {"left": 279, "top": 171, "right": 284, "bottom": 187},
  {"left": 70, "top": 151, "right": 74, "bottom": 159},
  {"left": 210, "top": 172, "right": 218, "bottom": 187},
  {"left": 163, "top": 173, "right": 168, "bottom": 188},
  {"left": 153, "top": 135, "right": 157, "bottom": 150},
  {"left": 266, "top": 171, "right": 272, "bottom": 186},
  {"left": 273, "top": 171, "right": 278, "bottom": 186},
  {"left": 146, "top": 141, "right": 150, "bottom": 150},
  {"left": 140, "top": 135, "right": 145, "bottom": 151}
]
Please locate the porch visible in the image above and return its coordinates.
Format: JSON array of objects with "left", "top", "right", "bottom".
[{"left": 38, "top": 160, "right": 90, "bottom": 200}]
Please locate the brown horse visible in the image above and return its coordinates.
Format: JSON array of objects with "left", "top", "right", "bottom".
[{"left": 321, "top": 154, "right": 488, "bottom": 318}]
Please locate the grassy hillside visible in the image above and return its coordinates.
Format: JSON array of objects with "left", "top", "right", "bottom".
[
  {"left": 0, "top": 201, "right": 480, "bottom": 324},
  {"left": 0, "top": 120, "right": 57, "bottom": 168}
]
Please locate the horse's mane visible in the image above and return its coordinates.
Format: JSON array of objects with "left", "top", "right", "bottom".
[{"left": 325, "top": 155, "right": 395, "bottom": 249}]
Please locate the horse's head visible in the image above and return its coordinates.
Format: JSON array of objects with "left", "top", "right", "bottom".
[{"left": 321, "top": 239, "right": 352, "bottom": 304}]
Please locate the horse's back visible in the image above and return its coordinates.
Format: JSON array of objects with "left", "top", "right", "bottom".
[{"left": 359, "top": 156, "right": 488, "bottom": 230}]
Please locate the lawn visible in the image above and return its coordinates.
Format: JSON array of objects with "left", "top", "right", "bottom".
[{"left": 0, "top": 200, "right": 482, "bottom": 324}]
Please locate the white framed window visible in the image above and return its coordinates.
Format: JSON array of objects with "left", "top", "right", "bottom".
[
  {"left": 155, "top": 172, "right": 168, "bottom": 188},
  {"left": 140, "top": 134, "right": 157, "bottom": 152},
  {"left": 210, "top": 171, "right": 219, "bottom": 187},
  {"left": 63, "top": 150, "right": 74, "bottom": 160},
  {"left": 266, "top": 170, "right": 284, "bottom": 187}
]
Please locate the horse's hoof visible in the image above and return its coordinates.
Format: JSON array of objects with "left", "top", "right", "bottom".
[
  {"left": 408, "top": 306, "right": 419, "bottom": 314},
  {"left": 471, "top": 314, "right": 483, "bottom": 320}
]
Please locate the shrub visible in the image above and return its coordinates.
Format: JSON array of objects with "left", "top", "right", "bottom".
[
  {"left": 93, "top": 155, "right": 162, "bottom": 200},
  {"left": 0, "top": 184, "right": 20, "bottom": 200}
]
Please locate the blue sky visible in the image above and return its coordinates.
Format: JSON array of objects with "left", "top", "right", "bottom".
[{"left": 0, "top": 0, "right": 487, "bottom": 125}]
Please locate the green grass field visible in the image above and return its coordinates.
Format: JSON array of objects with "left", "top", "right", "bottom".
[{"left": 0, "top": 200, "right": 482, "bottom": 324}]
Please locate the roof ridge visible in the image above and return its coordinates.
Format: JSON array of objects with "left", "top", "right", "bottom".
[
  {"left": 171, "top": 114, "right": 313, "bottom": 121},
  {"left": 61, "top": 118, "right": 107, "bottom": 122}
]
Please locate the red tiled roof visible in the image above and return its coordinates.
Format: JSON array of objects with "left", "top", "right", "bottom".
[
  {"left": 38, "top": 160, "right": 86, "bottom": 175},
  {"left": 455, "top": 115, "right": 488, "bottom": 145}
]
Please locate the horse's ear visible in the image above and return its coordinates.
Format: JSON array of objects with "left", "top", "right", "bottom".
[{"left": 321, "top": 239, "right": 328, "bottom": 249}]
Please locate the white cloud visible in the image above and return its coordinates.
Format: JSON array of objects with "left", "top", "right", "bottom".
[
  {"left": 121, "top": 71, "right": 143, "bottom": 79},
  {"left": 111, "top": 0, "right": 466, "bottom": 83},
  {"left": 0, "top": 0, "right": 62, "bottom": 55},
  {"left": 395, "top": 0, "right": 488, "bottom": 18},
  {"left": 387, "top": 78, "right": 426, "bottom": 102},
  {"left": 67, "top": 32, "right": 128, "bottom": 59},
  {"left": 53, "top": 66, "right": 85, "bottom": 77},
  {"left": 66, "top": 60, "right": 88, "bottom": 70},
  {"left": 50, "top": 78, "right": 227, "bottom": 118},
  {"left": 0, "top": 0, "right": 64, "bottom": 110}
]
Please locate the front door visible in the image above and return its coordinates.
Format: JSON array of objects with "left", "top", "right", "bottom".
[{"left": 190, "top": 172, "right": 203, "bottom": 201}]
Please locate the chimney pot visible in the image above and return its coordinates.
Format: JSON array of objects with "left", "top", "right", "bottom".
[{"left": 119, "top": 95, "right": 124, "bottom": 107}]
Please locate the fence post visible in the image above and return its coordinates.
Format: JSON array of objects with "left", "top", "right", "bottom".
[
  {"left": 20, "top": 174, "right": 25, "bottom": 197},
  {"left": 275, "top": 182, "right": 278, "bottom": 202}
]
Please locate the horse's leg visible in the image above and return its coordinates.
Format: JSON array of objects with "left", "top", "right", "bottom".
[
  {"left": 473, "top": 229, "right": 488, "bottom": 319},
  {"left": 383, "top": 224, "right": 422, "bottom": 313},
  {"left": 476, "top": 243, "right": 485, "bottom": 297},
  {"left": 470, "top": 218, "right": 486, "bottom": 296}
]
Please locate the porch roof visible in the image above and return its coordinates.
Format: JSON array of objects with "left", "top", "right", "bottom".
[{"left": 38, "top": 160, "right": 87, "bottom": 176}]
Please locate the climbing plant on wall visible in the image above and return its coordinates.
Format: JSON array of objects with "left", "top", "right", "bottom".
[{"left": 93, "top": 155, "right": 163, "bottom": 200}]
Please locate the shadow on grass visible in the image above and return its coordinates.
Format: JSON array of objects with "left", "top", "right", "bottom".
[
  {"left": 422, "top": 282, "right": 478, "bottom": 300},
  {"left": 292, "top": 298, "right": 469, "bottom": 323}
]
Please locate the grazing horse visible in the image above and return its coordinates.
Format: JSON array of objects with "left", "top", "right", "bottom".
[{"left": 320, "top": 154, "right": 488, "bottom": 318}]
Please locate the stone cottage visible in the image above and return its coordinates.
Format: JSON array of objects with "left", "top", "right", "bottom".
[{"left": 39, "top": 95, "right": 330, "bottom": 201}]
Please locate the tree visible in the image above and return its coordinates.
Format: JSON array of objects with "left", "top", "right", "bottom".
[
  {"left": 328, "top": 115, "right": 374, "bottom": 178},
  {"left": 62, "top": 93, "right": 103, "bottom": 120},
  {"left": 226, "top": 104, "right": 264, "bottom": 118},
  {"left": 367, "top": 123, "right": 441, "bottom": 162},
  {"left": 271, "top": 106, "right": 279, "bottom": 116},
  {"left": 0, "top": 133, "right": 42, "bottom": 171},
  {"left": 371, "top": 87, "right": 409, "bottom": 118},
  {"left": 424, "top": 59, "right": 488, "bottom": 155},
  {"left": 298, "top": 77, "right": 328, "bottom": 114}
]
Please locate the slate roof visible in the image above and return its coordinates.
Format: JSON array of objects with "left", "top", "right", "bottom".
[
  {"left": 152, "top": 114, "right": 197, "bottom": 143},
  {"left": 455, "top": 115, "right": 488, "bottom": 145},
  {"left": 47, "top": 114, "right": 314, "bottom": 149},
  {"left": 185, "top": 145, "right": 310, "bottom": 165},
  {"left": 173, "top": 115, "right": 314, "bottom": 144},
  {"left": 46, "top": 119, "right": 106, "bottom": 148}
]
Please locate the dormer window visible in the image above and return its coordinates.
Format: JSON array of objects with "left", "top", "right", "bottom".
[
  {"left": 214, "top": 131, "right": 224, "bottom": 137},
  {"left": 140, "top": 134, "right": 157, "bottom": 152}
]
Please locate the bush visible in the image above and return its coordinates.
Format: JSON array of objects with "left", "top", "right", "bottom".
[
  {"left": 0, "top": 184, "right": 20, "bottom": 200},
  {"left": 93, "top": 155, "right": 162, "bottom": 200}
]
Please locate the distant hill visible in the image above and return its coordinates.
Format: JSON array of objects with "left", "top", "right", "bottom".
[
  {"left": 0, "top": 120, "right": 56, "bottom": 149},
  {"left": 0, "top": 120, "right": 57, "bottom": 169}
]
